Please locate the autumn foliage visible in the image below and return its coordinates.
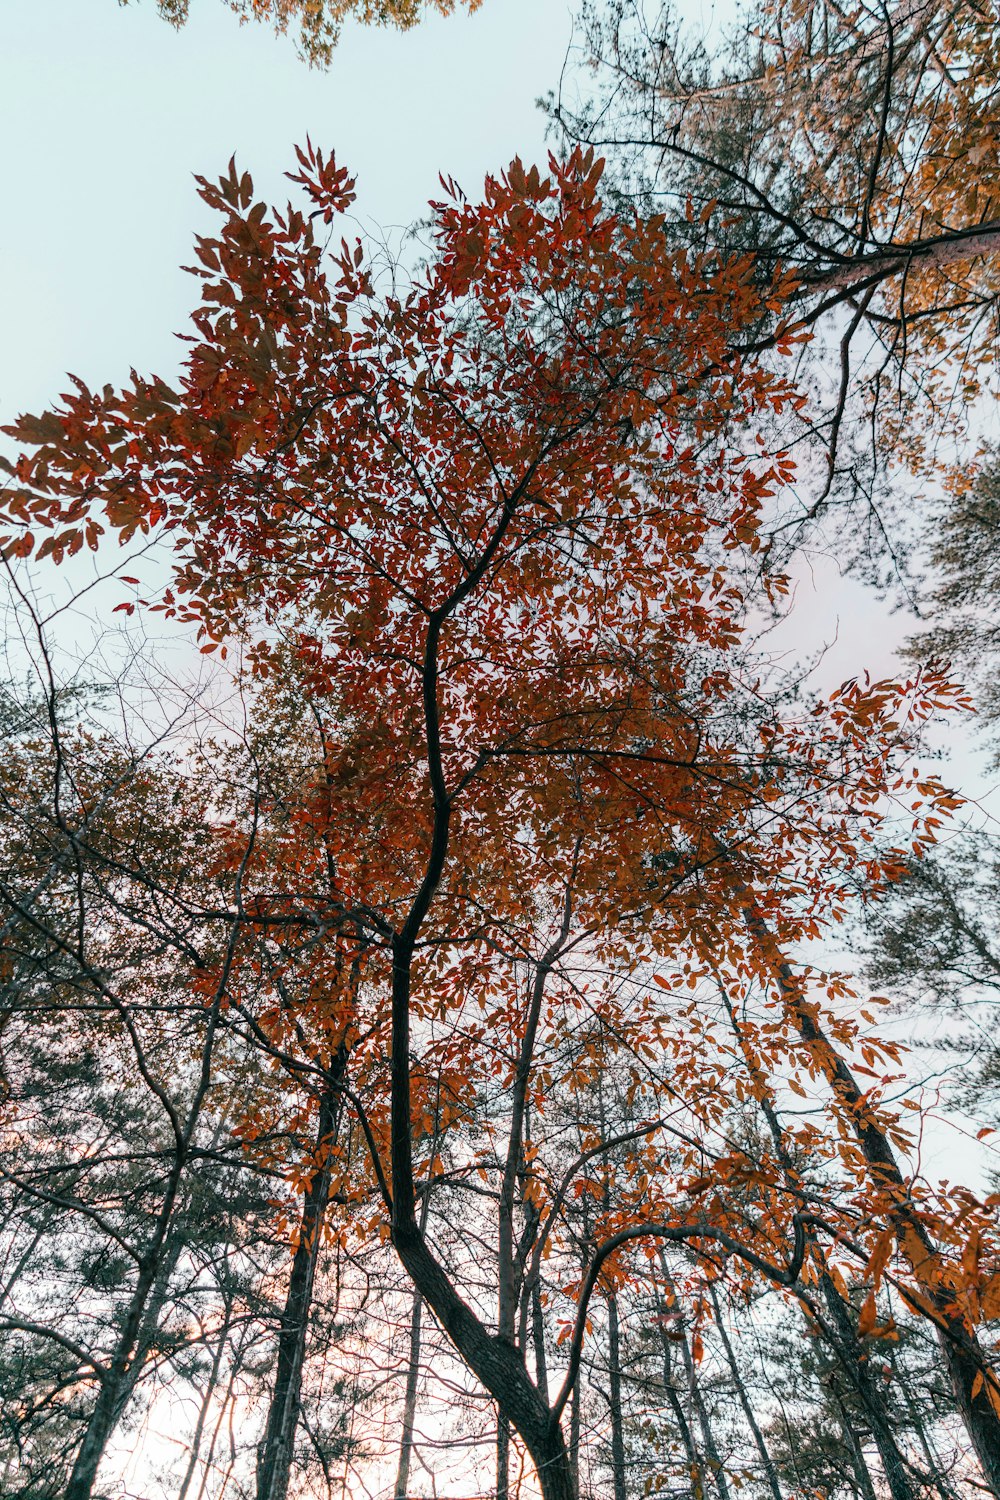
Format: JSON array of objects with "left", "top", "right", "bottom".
[
  {"left": 151, "top": 0, "right": 481, "bottom": 63},
  {"left": 4, "top": 143, "right": 1000, "bottom": 1494}
]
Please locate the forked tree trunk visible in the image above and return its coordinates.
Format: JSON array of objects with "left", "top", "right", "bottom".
[
  {"left": 389, "top": 898, "right": 575, "bottom": 1500},
  {"left": 390, "top": 1215, "right": 577, "bottom": 1500}
]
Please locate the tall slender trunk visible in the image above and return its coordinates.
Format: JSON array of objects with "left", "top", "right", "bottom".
[
  {"left": 606, "top": 1292, "right": 628, "bottom": 1500},
  {"left": 533, "top": 1279, "right": 549, "bottom": 1401},
  {"left": 390, "top": 835, "right": 577, "bottom": 1500},
  {"left": 654, "top": 1306, "right": 703, "bottom": 1495},
  {"left": 891, "top": 1345, "right": 963, "bottom": 1500},
  {"left": 569, "top": 1370, "right": 581, "bottom": 1500},
  {"left": 255, "top": 1067, "right": 340, "bottom": 1500},
  {"left": 720, "top": 979, "right": 916, "bottom": 1500},
  {"left": 394, "top": 1174, "right": 433, "bottom": 1500},
  {"left": 833, "top": 1389, "right": 878, "bottom": 1500},
  {"left": 65, "top": 1174, "right": 189, "bottom": 1500},
  {"left": 812, "top": 1272, "right": 915, "bottom": 1500},
  {"left": 497, "top": 1414, "right": 511, "bottom": 1500},
  {"left": 394, "top": 1290, "right": 424, "bottom": 1500},
  {"left": 177, "top": 1295, "right": 235, "bottom": 1500},
  {"left": 594, "top": 1072, "right": 627, "bottom": 1500},
  {"left": 726, "top": 890, "right": 1000, "bottom": 1492},
  {"left": 707, "top": 1281, "right": 783, "bottom": 1500},
  {"left": 660, "top": 1257, "right": 730, "bottom": 1500}
]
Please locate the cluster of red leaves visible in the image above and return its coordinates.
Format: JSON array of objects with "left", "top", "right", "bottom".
[{"left": 1, "top": 144, "right": 990, "bottom": 1354}]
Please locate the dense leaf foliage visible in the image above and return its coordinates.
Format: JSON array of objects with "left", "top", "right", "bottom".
[{"left": 4, "top": 141, "right": 999, "bottom": 1496}]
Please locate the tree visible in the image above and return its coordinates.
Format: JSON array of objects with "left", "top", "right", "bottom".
[
  {"left": 1, "top": 144, "right": 991, "bottom": 1497},
  {"left": 145, "top": 0, "right": 481, "bottom": 65},
  {"left": 559, "top": 0, "right": 1000, "bottom": 550},
  {"left": 0, "top": 663, "right": 372, "bottom": 1500},
  {"left": 903, "top": 456, "right": 1000, "bottom": 741}
]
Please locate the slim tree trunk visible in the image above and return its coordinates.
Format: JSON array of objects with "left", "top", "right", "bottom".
[
  {"left": 707, "top": 1282, "right": 783, "bottom": 1500},
  {"left": 65, "top": 1180, "right": 188, "bottom": 1500},
  {"left": 497, "top": 1414, "right": 511, "bottom": 1500},
  {"left": 256, "top": 1069, "right": 340, "bottom": 1500},
  {"left": 655, "top": 1308, "right": 703, "bottom": 1497},
  {"left": 177, "top": 1295, "right": 235, "bottom": 1500},
  {"left": 891, "top": 1345, "right": 963, "bottom": 1500},
  {"left": 659, "top": 1258, "right": 730, "bottom": 1500},
  {"left": 569, "top": 1370, "right": 581, "bottom": 1500},
  {"left": 394, "top": 1289, "right": 424, "bottom": 1500},
  {"left": 606, "top": 1293, "right": 628, "bottom": 1500},
  {"left": 394, "top": 1172, "right": 433, "bottom": 1500},
  {"left": 814, "top": 1273, "right": 915, "bottom": 1500},
  {"left": 533, "top": 1280, "right": 549, "bottom": 1401},
  {"left": 718, "top": 975, "right": 916, "bottom": 1500},
  {"left": 391, "top": 884, "right": 577, "bottom": 1500},
  {"left": 727, "top": 891, "right": 1000, "bottom": 1492},
  {"left": 833, "top": 1390, "right": 878, "bottom": 1500}
]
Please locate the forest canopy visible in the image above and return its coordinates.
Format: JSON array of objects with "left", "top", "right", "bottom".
[{"left": 2, "top": 3, "right": 1000, "bottom": 1499}]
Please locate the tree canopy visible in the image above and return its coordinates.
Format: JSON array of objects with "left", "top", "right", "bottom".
[{"left": 5, "top": 4, "right": 1000, "bottom": 1499}]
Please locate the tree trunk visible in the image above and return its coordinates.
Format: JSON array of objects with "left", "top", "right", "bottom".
[
  {"left": 707, "top": 1281, "right": 783, "bottom": 1500},
  {"left": 569, "top": 1369, "right": 581, "bottom": 1500},
  {"left": 65, "top": 1192, "right": 187, "bottom": 1500},
  {"left": 394, "top": 1173, "right": 433, "bottom": 1500},
  {"left": 659, "top": 1257, "right": 729, "bottom": 1500},
  {"left": 533, "top": 1279, "right": 549, "bottom": 1402},
  {"left": 177, "top": 1295, "right": 234, "bottom": 1500},
  {"left": 497, "top": 1414, "right": 511, "bottom": 1500},
  {"left": 390, "top": 912, "right": 578, "bottom": 1500},
  {"left": 738, "top": 897, "right": 1000, "bottom": 1492},
  {"left": 392, "top": 1213, "right": 577, "bottom": 1500},
  {"left": 606, "top": 1293, "right": 628, "bottom": 1500},
  {"left": 393, "top": 1289, "right": 424, "bottom": 1500},
  {"left": 815, "top": 1272, "right": 915, "bottom": 1500},
  {"left": 717, "top": 973, "right": 917, "bottom": 1500},
  {"left": 833, "top": 1390, "right": 878, "bottom": 1500},
  {"left": 255, "top": 1071, "right": 339, "bottom": 1500},
  {"left": 655, "top": 1309, "right": 703, "bottom": 1497}
]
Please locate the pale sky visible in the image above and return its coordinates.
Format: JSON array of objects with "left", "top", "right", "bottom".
[
  {"left": 1, "top": 0, "right": 578, "bottom": 416},
  {"left": 0, "top": 0, "right": 990, "bottom": 760}
]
